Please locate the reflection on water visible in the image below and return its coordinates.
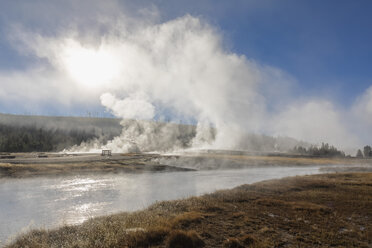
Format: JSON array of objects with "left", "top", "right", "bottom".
[{"left": 0, "top": 166, "right": 322, "bottom": 245}]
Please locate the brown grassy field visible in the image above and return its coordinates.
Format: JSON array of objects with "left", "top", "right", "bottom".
[
  {"left": 185, "top": 153, "right": 372, "bottom": 166},
  {"left": 7, "top": 172, "right": 372, "bottom": 247}
]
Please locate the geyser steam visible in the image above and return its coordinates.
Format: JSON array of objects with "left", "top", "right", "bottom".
[
  {"left": 10, "top": 11, "right": 370, "bottom": 153},
  {"left": 67, "top": 15, "right": 270, "bottom": 153},
  {"left": 86, "top": 16, "right": 270, "bottom": 153}
]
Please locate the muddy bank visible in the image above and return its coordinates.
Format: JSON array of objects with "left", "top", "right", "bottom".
[{"left": 0, "top": 153, "right": 193, "bottom": 178}]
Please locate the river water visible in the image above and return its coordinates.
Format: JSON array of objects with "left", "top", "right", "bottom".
[{"left": 0, "top": 166, "right": 322, "bottom": 245}]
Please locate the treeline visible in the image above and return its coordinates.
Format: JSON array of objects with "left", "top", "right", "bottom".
[
  {"left": 356, "top": 145, "right": 372, "bottom": 158},
  {"left": 292, "top": 143, "right": 345, "bottom": 157},
  {"left": 0, "top": 124, "right": 98, "bottom": 152}
]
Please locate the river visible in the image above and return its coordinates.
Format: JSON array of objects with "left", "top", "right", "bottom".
[{"left": 0, "top": 166, "right": 323, "bottom": 245}]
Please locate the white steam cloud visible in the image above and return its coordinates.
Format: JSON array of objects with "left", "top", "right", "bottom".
[
  {"left": 100, "top": 93, "right": 155, "bottom": 120},
  {"left": 272, "top": 100, "right": 360, "bottom": 148},
  {"left": 4, "top": 3, "right": 372, "bottom": 154}
]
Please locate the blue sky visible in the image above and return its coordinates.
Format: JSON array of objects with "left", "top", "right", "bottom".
[{"left": 157, "top": 0, "right": 372, "bottom": 105}]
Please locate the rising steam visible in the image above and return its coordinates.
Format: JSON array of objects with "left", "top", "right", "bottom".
[
  {"left": 7, "top": 9, "right": 372, "bottom": 154},
  {"left": 66, "top": 15, "right": 272, "bottom": 153}
]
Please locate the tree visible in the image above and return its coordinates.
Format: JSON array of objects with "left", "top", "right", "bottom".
[
  {"left": 356, "top": 149, "right": 363, "bottom": 158},
  {"left": 0, "top": 124, "right": 98, "bottom": 152},
  {"left": 363, "top": 145, "right": 372, "bottom": 157},
  {"left": 292, "top": 143, "right": 345, "bottom": 157}
]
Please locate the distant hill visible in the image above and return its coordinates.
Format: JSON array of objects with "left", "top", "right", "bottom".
[
  {"left": 0, "top": 113, "right": 122, "bottom": 152},
  {"left": 0, "top": 113, "right": 122, "bottom": 134}
]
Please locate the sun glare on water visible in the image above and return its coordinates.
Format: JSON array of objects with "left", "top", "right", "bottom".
[{"left": 62, "top": 42, "right": 121, "bottom": 88}]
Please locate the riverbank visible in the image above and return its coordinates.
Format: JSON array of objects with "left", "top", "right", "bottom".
[
  {"left": 6, "top": 172, "right": 372, "bottom": 247},
  {"left": 0, "top": 153, "right": 193, "bottom": 177},
  {"left": 1, "top": 152, "right": 372, "bottom": 178}
]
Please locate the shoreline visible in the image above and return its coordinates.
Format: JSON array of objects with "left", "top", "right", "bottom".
[
  {"left": 1, "top": 152, "right": 372, "bottom": 178},
  {"left": 5, "top": 172, "right": 372, "bottom": 247},
  {"left": 0, "top": 153, "right": 193, "bottom": 178}
]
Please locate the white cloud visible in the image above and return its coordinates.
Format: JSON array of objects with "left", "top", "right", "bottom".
[
  {"left": 353, "top": 86, "right": 372, "bottom": 123},
  {"left": 349, "top": 86, "right": 372, "bottom": 145},
  {"left": 271, "top": 100, "right": 360, "bottom": 151}
]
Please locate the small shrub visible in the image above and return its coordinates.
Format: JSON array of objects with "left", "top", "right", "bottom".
[
  {"left": 241, "top": 234, "right": 259, "bottom": 246},
  {"left": 127, "top": 227, "right": 169, "bottom": 247},
  {"left": 171, "top": 212, "right": 204, "bottom": 228},
  {"left": 166, "top": 230, "right": 204, "bottom": 248},
  {"left": 223, "top": 238, "right": 244, "bottom": 248}
]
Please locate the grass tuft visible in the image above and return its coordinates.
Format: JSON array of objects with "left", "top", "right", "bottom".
[
  {"left": 165, "top": 230, "right": 205, "bottom": 248},
  {"left": 222, "top": 238, "right": 244, "bottom": 248},
  {"left": 126, "top": 227, "right": 169, "bottom": 247},
  {"left": 171, "top": 211, "right": 204, "bottom": 228}
]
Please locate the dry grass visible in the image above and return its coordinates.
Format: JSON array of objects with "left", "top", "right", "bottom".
[
  {"left": 165, "top": 230, "right": 204, "bottom": 248},
  {"left": 6, "top": 173, "right": 372, "bottom": 247},
  {"left": 221, "top": 235, "right": 262, "bottom": 248},
  {"left": 171, "top": 212, "right": 204, "bottom": 228},
  {"left": 195, "top": 153, "right": 372, "bottom": 166}
]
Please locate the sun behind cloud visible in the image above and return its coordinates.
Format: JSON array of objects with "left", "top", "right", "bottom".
[{"left": 61, "top": 40, "right": 121, "bottom": 88}]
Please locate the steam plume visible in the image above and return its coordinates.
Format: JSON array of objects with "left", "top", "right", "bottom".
[{"left": 6, "top": 6, "right": 371, "bottom": 154}]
